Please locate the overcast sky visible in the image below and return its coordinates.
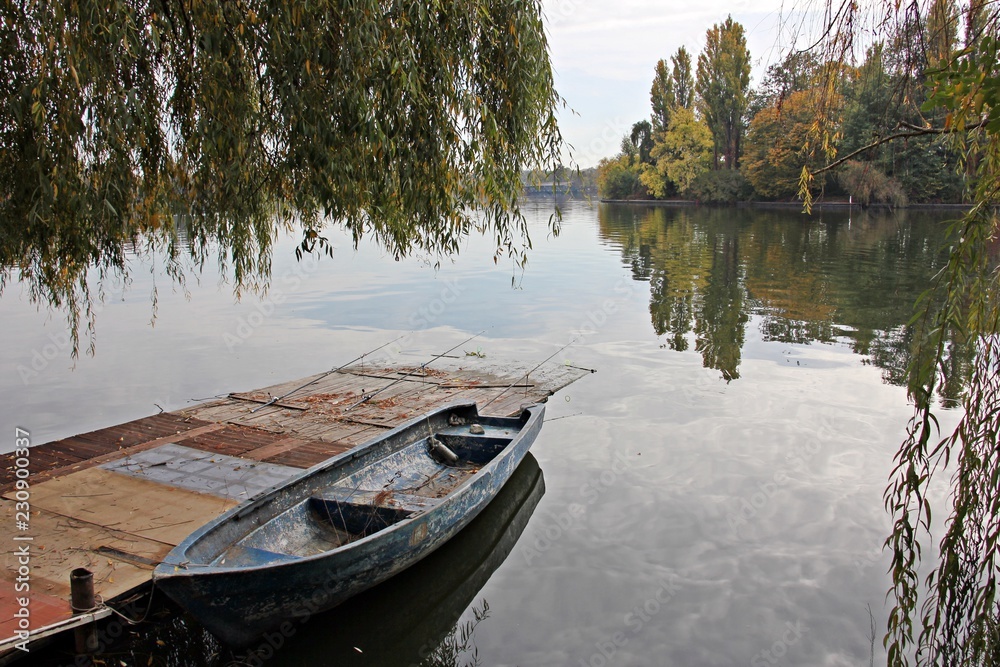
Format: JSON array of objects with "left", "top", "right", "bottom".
[{"left": 543, "top": 0, "right": 827, "bottom": 167}]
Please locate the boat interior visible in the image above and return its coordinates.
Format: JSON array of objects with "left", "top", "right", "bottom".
[{"left": 210, "top": 418, "right": 520, "bottom": 567}]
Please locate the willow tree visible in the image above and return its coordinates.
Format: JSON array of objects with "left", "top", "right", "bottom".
[
  {"left": 0, "top": 0, "right": 562, "bottom": 353},
  {"left": 799, "top": 2, "right": 1000, "bottom": 664}
]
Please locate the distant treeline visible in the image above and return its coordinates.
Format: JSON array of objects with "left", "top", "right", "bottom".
[
  {"left": 521, "top": 166, "right": 599, "bottom": 197},
  {"left": 597, "top": 3, "right": 975, "bottom": 206}
]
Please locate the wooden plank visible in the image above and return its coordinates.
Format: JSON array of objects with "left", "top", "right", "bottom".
[
  {"left": 44, "top": 437, "right": 113, "bottom": 459},
  {"left": 259, "top": 438, "right": 358, "bottom": 468},
  {"left": 0, "top": 501, "right": 173, "bottom": 645},
  {"left": 227, "top": 393, "right": 305, "bottom": 411},
  {"left": 287, "top": 418, "right": 374, "bottom": 443},
  {"left": 6, "top": 468, "right": 237, "bottom": 546}
]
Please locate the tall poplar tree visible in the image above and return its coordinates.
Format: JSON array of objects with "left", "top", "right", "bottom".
[
  {"left": 650, "top": 59, "right": 675, "bottom": 133},
  {"left": 695, "top": 17, "right": 751, "bottom": 169},
  {"left": 651, "top": 46, "right": 695, "bottom": 133},
  {"left": 671, "top": 46, "right": 695, "bottom": 111}
]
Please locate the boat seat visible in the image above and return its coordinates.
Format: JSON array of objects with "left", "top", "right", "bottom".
[
  {"left": 310, "top": 487, "right": 440, "bottom": 535},
  {"left": 212, "top": 544, "right": 301, "bottom": 567},
  {"left": 435, "top": 434, "right": 510, "bottom": 464}
]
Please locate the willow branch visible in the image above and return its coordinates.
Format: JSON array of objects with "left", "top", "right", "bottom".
[{"left": 811, "top": 119, "right": 986, "bottom": 176}]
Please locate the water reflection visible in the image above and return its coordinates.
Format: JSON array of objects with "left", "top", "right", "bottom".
[{"left": 597, "top": 203, "right": 971, "bottom": 396}]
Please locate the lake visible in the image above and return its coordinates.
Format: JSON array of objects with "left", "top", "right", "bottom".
[{"left": 3, "top": 200, "right": 964, "bottom": 666}]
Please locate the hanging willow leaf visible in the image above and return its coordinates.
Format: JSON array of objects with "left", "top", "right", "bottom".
[{"left": 0, "top": 0, "right": 564, "bottom": 354}]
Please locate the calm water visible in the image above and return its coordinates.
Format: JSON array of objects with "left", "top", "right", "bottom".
[{"left": 3, "top": 201, "right": 964, "bottom": 666}]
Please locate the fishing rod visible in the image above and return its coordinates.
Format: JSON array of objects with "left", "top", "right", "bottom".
[
  {"left": 250, "top": 334, "right": 408, "bottom": 413},
  {"left": 345, "top": 329, "right": 488, "bottom": 411},
  {"left": 480, "top": 336, "right": 584, "bottom": 410}
]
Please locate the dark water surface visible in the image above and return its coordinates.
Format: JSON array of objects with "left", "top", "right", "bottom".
[{"left": 3, "top": 201, "right": 964, "bottom": 666}]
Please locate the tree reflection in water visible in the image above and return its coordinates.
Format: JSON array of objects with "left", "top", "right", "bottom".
[{"left": 597, "top": 204, "right": 975, "bottom": 402}]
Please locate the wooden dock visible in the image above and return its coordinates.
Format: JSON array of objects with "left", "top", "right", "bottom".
[{"left": 0, "top": 358, "right": 590, "bottom": 656}]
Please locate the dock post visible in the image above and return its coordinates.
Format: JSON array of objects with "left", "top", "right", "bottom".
[{"left": 70, "top": 568, "right": 99, "bottom": 654}]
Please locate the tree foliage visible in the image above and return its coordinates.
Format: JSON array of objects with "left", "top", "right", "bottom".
[
  {"left": 0, "top": 0, "right": 563, "bottom": 353},
  {"left": 640, "top": 107, "right": 712, "bottom": 198},
  {"left": 696, "top": 16, "right": 751, "bottom": 170},
  {"left": 748, "top": 50, "right": 821, "bottom": 120},
  {"left": 650, "top": 59, "right": 674, "bottom": 133},
  {"left": 836, "top": 160, "right": 908, "bottom": 207},
  {"left": 926, "top": 0, "right": 959, "bottom": 68},
  {"left": 630, "top": 120, "right": 654, "bottom": 165},
  {"left": 595, "top": 155, "right": 646, "bottom": 200},
  {"left": 743, "top": 89, "right": 841, "bottom": 199}
]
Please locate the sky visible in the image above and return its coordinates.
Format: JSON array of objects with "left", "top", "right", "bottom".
[{"left": 542, "top": 0, "right": 827, "bottom": 167}]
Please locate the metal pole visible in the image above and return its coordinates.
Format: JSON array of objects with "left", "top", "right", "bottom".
[{"left": 70, "top": 567, "right": 98, "bottom": 654}]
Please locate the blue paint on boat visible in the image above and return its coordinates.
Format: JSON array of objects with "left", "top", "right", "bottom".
[{"left": 152, "top": 401, "right": 545, "bottom": 646}]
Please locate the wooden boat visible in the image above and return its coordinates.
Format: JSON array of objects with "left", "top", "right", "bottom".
[
  {"left": 265, "top": 453, "right": 545, "bottom": 665},
  {"left": 152, "top": 401, "right": 545, "bottom": 646}
]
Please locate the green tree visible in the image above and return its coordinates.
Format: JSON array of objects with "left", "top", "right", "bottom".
[
  {"left": 630, "top": 120, "right": 655, "bottom": 165},
  {"left": 596, "top": 155, "right": 645, "bottom": 200},
  {"left": 671, "top": 47, "right": 695, "bottom": 112},
  {"left": 650, "top": 46, "right": 694, "bottom": 133},
  {"left": 696, "top": 16, "right": 751, "bottom": 169},
  {"left": 0, "top": 0, "right": 562, "bottom": 353},
  {"left": 965, "top": 0, "right": 991, "bottom": 46},
  {"left": 651, "top": 59, "right": 675, "bottom": 133},
  {"left": 748, "top": 50, "right": 820, "bottom": 120},
  {"left": 835, "top": 34, "right": 964, "bottom": 203}
]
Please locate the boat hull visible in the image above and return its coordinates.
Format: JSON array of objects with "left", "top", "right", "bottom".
[{"left": 153, "top": 402, "right": 544, "bottom": 646}]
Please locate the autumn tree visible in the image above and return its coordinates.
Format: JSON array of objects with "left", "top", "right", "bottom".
[
  {"left": 671, "top": 47, "right": 696, "bottom": 112},
  {"left": 695, "top": 16, "right": 751, "bottom": 169},
  {"left": 651, "top": 59, "right": 674, "bottom": 133},
  {"left": 747, "top": 50, "right": 821, "bottom": 120},
  {"left": 743, "top": 89, "right": 841, "bottom": 199},
  {"left": 0, "top": 0, "right": 563, "bottom": 353},
  {"left": 640, "top": 107, "right": 712, "bottom": 198}
]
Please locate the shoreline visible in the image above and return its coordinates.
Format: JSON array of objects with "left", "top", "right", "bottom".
[{"left": 596, "top": 198, "right": 973, "bottom": 211}]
